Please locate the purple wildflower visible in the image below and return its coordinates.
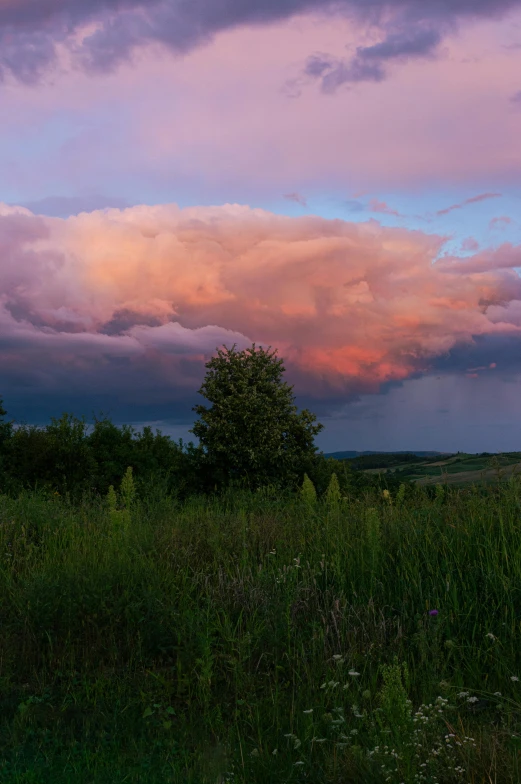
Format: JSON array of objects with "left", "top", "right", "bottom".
[{"left": 429, "top": 609, "right": 439, "bottom": 616}]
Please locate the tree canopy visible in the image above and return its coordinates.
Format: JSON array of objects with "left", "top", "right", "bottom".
[{"left": 190, "top": 344, "right": 324, "bottom": 489}]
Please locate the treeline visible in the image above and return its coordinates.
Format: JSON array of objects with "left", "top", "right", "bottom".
[
  {"left": 346, "top": 452, "right": 435, "bottom": 470},
  {"left": 0, "top": 404, "right": 409, "bottom": 504}
]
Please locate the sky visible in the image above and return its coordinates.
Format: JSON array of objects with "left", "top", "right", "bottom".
[{"left": 1, "top": 0, "right": 521, "bottom": 454}]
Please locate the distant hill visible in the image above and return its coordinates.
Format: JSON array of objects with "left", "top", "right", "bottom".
[{"left": 323, "top": 450, "right": 453, "bottom": 460}]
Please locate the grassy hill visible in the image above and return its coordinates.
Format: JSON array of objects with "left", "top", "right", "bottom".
[{"left": 329, "top": 451, "right": 521, "bottom": 487}]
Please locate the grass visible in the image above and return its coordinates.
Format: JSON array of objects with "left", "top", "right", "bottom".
[{"left": 0, "top": 475, "right": 520, "bottom": 782}]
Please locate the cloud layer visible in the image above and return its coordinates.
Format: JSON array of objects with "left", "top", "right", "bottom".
[
  {"left": 1, "top": 0, "right": 521, "bottom": 83},
  {"left": 1, "top": 201, "right": 521, "bottom": 424}
]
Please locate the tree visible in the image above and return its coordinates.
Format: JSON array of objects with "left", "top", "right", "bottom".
[
  {"left": 190, "top": 344, "right": 324, "bottom": 490},
  {"left": 0, "top": 397, "right": 13, "bottom": 448},
  {"left": 0, "top": 397, "right": 14, "bottom": 490}
]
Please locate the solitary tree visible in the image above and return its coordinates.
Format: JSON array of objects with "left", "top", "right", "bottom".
[{"left": 191, "top": 344, "right": 324, "bottom": 490}]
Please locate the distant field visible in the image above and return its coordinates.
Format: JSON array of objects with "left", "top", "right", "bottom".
[{"left": 358, "top": 451, "right": 521, "bottom": 486}]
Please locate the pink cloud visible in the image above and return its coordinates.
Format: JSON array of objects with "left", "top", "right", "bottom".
[
  {"left": 461, "top": 237, "right": 480, "bottom": 251},
  {"left": 368, "top": 198, "right": 402, "bottom": 217},
  {"left": 283, "top": 192, "right": 307, "bottom": 207},
  {"left": 1, "top": 202, "right": 521, "bottom": 405},
  {"left": 489, "top": 215, "right": 513, "bottom": 229},
  {"left": 435, "top": 242, "right": 521, "bottom": 273},
  {"left": 436, "top": 192, "right": 502, "bottom": 216}
]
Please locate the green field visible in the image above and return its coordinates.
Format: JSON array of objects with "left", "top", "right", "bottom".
[
  {"left": 0, "top": 477, "right": 520, "bottom": 783},
  {"left": 355, "top": 453, "right": 521, "bottom": 487}
]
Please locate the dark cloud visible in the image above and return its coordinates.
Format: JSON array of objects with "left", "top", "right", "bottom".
[
  {"left": 18, "top": 194, "right": 132, "bottom": 218},
  {"left": 320, "top": 56, "right": 386, "bottom": 90},
  {"left": 0, "top": 29, "right": 58, "bottom": 84},
  {"left": 431, "top": 334, "right": 521, "bottom": 377},
  {"left": 303, "top": 52, "right": 337, "bottom": 78},
  {"left": 356, "top": 26, "right": 442, "bottom": 60},
  {"left": 100, "top": 308, "right": 173, "bottom": 336},
  {"left": 317, "top": 24, "right": 444, "bottom": 90},
  {"left": 0, "top": 0, "right": 520, "bottom": 83}
]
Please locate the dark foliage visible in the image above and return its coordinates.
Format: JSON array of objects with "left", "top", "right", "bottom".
[{"left": 191, "top": 344, "right": 324, "bottom": 491}]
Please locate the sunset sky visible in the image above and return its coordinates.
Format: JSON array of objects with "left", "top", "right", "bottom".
[{"left": 1, "top": 0, "right": 521, "bottom": 453}]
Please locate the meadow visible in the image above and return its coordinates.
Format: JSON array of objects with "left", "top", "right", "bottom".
[
  {"left": 0, "top": 472, "right": 520, "bottom": 783},
  {"left": 348, "top": 453, "right": 521, "bottom": 488}
]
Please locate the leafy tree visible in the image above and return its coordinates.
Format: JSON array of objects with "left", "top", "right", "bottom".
[
  {"left": 0, "top": 397, "right": 14, "bottom": 491},
  {"left": 86, "top": 415, "right": 137, "bottom": 497},
  {"left": 44, "top": 413, "right": 97, "bottom": 498},
  {"left": 190, "top": 344, "right": 324, "bottom": 490},
  {"left": 0, "top": 397, "right": 13, "bottom": 446},
  {"left": 2, "top": 423, "right": 49, "bottom": 495}
]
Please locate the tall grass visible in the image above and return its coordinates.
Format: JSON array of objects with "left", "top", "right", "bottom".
[{"left": 0, "top": 476, "right": 520, "bottom": 783}]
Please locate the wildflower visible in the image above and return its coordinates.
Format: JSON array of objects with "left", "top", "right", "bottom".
[
  {"left": 348, "top": 670, "right": 360, "bottom": 677},
  {"left": 294, "top": 761, "right": 304, "bottom": 766},
  {"left": 429, "top": 609, "right": 439, "bottom": 616},
  {"left": 467, "top": 697, "right": 478, "bottom": 704},
  {"left": 494, "top": 692, "right": 502, "bottom": 697},
  {"left": 303, "top": 709, "right": 313, "bottom": 714},
  {"left": 511, "top": 676, "right": 519, "bottom": 682},
  {"left": 272, "top": 749, "right": 278, "bottom": 755},
  {"left": 250, "top": 749, "right": 259, "bottom": 757},
  {"left": 486, "top": 632, "right": 497, "bottom": 641},
  {"left": 458, "top": 692, "right": 469, "bottom": 698}
]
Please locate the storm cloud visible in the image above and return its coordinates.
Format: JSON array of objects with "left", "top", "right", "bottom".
[{"left": 1, "top": 201, "right": 521, "bottom": 426}]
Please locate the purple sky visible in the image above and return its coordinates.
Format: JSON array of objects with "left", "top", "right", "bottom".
[{"left": 1, "top": 0, "right": 521, "bottom": 452}]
